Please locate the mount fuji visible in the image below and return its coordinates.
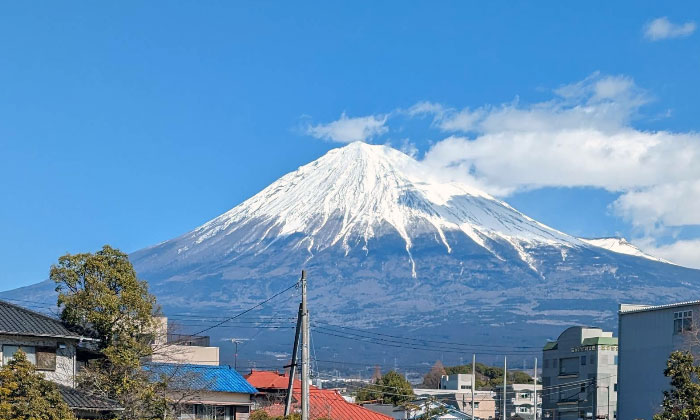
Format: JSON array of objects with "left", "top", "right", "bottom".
[{"left": 4, "top": 142, "right": 699, "bottom": 365}]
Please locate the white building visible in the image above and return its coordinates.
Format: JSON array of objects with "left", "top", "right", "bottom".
[
  {"left": 148, "top": 316, "right": 220, "bottom": 365},
  {"left": 441, "top": 373, "right": 474, "bottom": 391},
  {"left": 618, "top": 301, "right": 699, "bottom": 420},
  {"left": 541, "top": 327, "right": 618, "bottom": 420},
  {"left": 495, "top": 383, "right": 542, "bottom": 420}
]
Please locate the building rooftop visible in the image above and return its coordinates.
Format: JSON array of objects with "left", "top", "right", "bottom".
[
  {"left": 247, "top": 370, "right": 393, "bottom": 420},
  {"left": 144, "top": 363, "right": 257, "bottom": 394},
  {"left": 581, "top": 337, "right": 618, "bottom": 346},
  {"left": 0, "top": 300, "right": 86, "bottom": 340},
  {"left": 619, "top": 300, "right": 700, "bottom": 314},
  {"left": 58, "top": 385, "right": 123, "bottom": 412}
]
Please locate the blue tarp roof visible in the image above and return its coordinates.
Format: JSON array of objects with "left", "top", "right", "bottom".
[{"left": 144, "top": 363, "right": 258, "bottom": 394}]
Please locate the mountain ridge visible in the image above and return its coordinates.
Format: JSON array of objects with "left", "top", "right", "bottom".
[{"left": 3, "top": 141, "right": 698, "bottom": 365}]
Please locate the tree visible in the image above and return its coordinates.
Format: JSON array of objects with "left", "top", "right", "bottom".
[
  {"left": 356, "top": 370, "right": 414, "bottom": 405},
  {"left": 653, "top": 351, "right": 700, "bottom": 420},
  {"left": 51, "top": 245, "right": 166, "bottom": 420},
  {"left": 0, "top": 350, "right": 76, "bottom": 420},
  {"left": 421, "top": 360, "right": 446, "bottom": 389},
  {"left": 444, "top": 362, "right": 534, "bottom": 389}
]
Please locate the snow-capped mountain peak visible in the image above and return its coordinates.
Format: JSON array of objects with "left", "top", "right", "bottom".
[
  {"left": 177, "top": 142, "right": 585, "bottom": 276},
  {"left": 579, "top": 237, "right": 671, "bottom": 264}
]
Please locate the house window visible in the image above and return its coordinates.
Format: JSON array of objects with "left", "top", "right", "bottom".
[
  {"left": 580, "top": 356, "right": 586, "bottom": 366},
  {"left": 36, "top": 347, "right": 57, "bottom": 371},
  {"left": 614, "top": 383, "right": 618, "bottom": 392},
  {"left": 580, "top": 383, "right": 586, "bottom": 393},
  {"left": 2, "top": 345, "right": 36, "bottom": 365},
  {"left": 461, "top": 385, "right": 471, "bottom": 389},
  {"left": 614, "top": 355, "right": 618, "bottom": 365},
  {"left": 674, "top": 311, "right": 693, "bottom": 333}
]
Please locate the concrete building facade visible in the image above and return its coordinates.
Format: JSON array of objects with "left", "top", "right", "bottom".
[
  {"left": 542, "top": 327, "right": 618, "bottom": 420},
  {"left": 618, "top": 301, "right": 700, "bottom": 420},
  {"left": 494, "top": 383, "right": 542, "bottom": 420},
  {"left": 440, "top": 373, "right": 474, "bottom": 391}
]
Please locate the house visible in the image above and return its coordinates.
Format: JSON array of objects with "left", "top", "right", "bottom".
[
  {"left": 618, "top": 301, "right": 699, "bottom": 420},
  {"left": 494, "top": 383, "right": 542, "bottom": 420},
  {"left": 541, "top": 327, "right": 618, "bottom": 420},
  {"left": 145, "top": 363, "right": 257, "bottom": 419},
  {"left": 0, "top": 299, "right": 123, "bottom": 418},
  {"left": 245, "top": 369, "right": 394, "bottom": 420}
]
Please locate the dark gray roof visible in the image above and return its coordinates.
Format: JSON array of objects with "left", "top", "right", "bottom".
[
  {"left": 0, "top": 300, "right": 84, "bottom": 339},
  {"left": 58, "top": 385, "right": 123, "bottom": 412}
]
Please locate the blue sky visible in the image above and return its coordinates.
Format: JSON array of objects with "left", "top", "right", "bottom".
[{"left": 1, "top": 2, "right": 699, "bottom": 291}]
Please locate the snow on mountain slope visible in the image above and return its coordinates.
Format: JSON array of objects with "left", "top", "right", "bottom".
[
  {"left": 172, "top": 142, "right": 581, "bottom": 275},
  {"left": 580, "top": 237, "right": 670, "bottom": 263}
]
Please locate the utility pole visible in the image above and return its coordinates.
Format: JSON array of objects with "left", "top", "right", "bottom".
[
  {"left": 533, "top": 358, "right": 538, "bottom": 420},
  {"left": 284, "top": 303, "right": 303, "bottom": 417},
  {"left": 300, "top": 270, "right": 310, "bottom": 420},
  {"left": 503, "top": 356, "right": 507, "bottom": 420},
  {"left": 231, "top": 339, "right": 243, "bottom": 371},
  {"left": 471, "top": 354, "right": 475, "bottom": 420}
]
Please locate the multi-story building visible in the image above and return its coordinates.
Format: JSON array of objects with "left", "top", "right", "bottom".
[
  {"left": 148, "top": 316, "right": 220, "bottom": 365},
  {"left": 494, "top": 383, "right": 542, "bottom": 420},
  {"left": 440, "top": 373, "right": 474, "bottom": 391},
  {"left": 414, "top": 387, "right": 497, "bottom": 419},
  {"left": 542, "top": 327, "right": 618, "bottom": 420},
  {"left": 618, "top": 301, "right": 699, "bottom": 420}
]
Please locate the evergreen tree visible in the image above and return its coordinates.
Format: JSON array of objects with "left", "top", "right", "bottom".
[
  {"left": 0, "top": 350, "right": 76, "bottom": 420},
  {"left": 653, "top": 351, "right": 700, "bottom": 420},
  {"left": 51, "top": 245, "right": 166, "bottom": 420},
  {"left": 356, "top": 370, "right": 414, "bottom": 405}
]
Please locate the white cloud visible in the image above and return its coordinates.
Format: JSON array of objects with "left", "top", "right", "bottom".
[
  {"left": 306, "top": 112, "right": 388, "bottom": 143},
  {"left": 633, "top": 238, "right": 700, "bottom": 269},
  {"left": 412, "top": 73, "right": 700, "bottom": 266},
  {"left": 644, "top": 17, "right": 696, "bottom": 41},
  {"left": 613, "top": 180, "right": 700, "bottom": 228}
]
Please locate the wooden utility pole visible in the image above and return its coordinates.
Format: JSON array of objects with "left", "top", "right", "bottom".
[
  {"left": 284, "top": 303, "right": 303, "bottom": 417},
  {"left": 301, "top": 270, "right": 310, "bottom": 420}
]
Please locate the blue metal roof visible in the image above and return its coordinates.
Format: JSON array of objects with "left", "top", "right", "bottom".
[{"left": 144, "top": 363, "right": 257, "bottom": 394}]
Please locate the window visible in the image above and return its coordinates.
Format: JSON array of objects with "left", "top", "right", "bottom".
[
  {"left": 674, "top": 310, "right": 693, "bottom": 334},
  {"left": 580, "top": 383, "right": 586, "bottom": 393},
  {"left": 614, "top": 355, "right": 618, "bottom": 365},
  {"left": 36, "top": 347, "right": 57, "bottom": 371},
  {"left": 460, "top": 385, "right": 471, "bottom": 389},
  {"left": 589, "top": 355, "right": 594, "bottom": 364},
  {"left": 559, "top": 357, "right": 579, "bottom": 376},
  {"left": 580, "top": 356, "right": 586, "bottom": 366},
  {"left": 614, "top": 383, "right": 618, "bottom": 392},
  {"left": 2, "top": 345, "right": 36, "bottom": 365}
]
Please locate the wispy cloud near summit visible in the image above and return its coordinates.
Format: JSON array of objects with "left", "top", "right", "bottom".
[{"left": 305, "top": 112, "right": 388, "bottom": 143}]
